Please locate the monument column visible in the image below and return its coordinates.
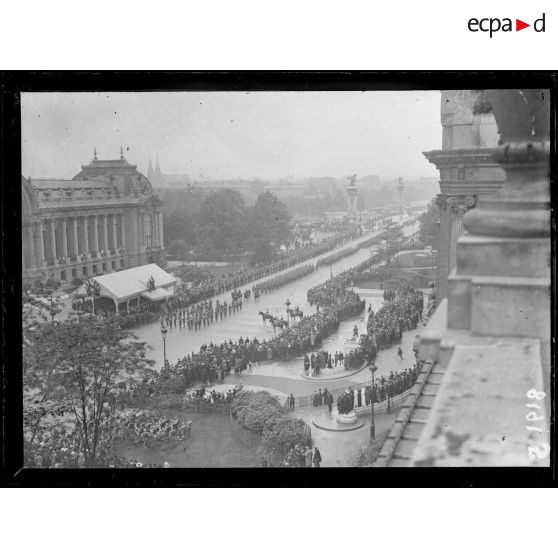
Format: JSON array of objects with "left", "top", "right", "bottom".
[{"left": 61, "top": 218, "right": 68, "bottom": 257}]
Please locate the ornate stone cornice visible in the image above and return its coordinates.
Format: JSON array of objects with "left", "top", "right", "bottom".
[
  {"left": 423, "top": 148, "right": 501, "bottom": 169},
  {"left": 493, "top": 140, "right": 550, "bottom": 165},
  {"left": 436, "top": 194, "right": 477, "bottom": 214}
]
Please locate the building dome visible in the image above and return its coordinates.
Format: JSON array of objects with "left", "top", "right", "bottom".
[
  {"left": 73, "top": 153, "right": 153, "bottom": 197},
  {"left": 22, "top": 176, "right": 38, "bottom": 220}
]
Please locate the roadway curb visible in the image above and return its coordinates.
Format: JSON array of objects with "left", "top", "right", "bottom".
[{"left": 298, "top": 361, "right": 369, "bottom": 382}]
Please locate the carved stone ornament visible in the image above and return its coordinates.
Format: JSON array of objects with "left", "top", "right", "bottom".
[
  {"left": 435, "top": 195, "right": 448, "bottom": 210},
  {"left": 447, "top": 195, "right": 477, "bottom": 215}
]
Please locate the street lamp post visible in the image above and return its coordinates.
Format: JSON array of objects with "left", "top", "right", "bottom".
[
  {"left": 160, "top": 325, "right": 168, "bottom": 372},
  {"left": 369, "top": 362, "right": 377, "bottom": 440}
]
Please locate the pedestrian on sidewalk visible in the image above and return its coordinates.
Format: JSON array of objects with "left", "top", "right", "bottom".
[
  {"left": 327, "top": 391, "right": 333, "bottom": 413},
  {"left": 312, "top": 447, "right": 322, "bottom": 468},
  {"left": 289, "top": 394, "right": 295, "bottom": 411},
  {"left": 397, "top": 347, "right": 403, "bottom": 360},
  {"left": 305, "top": 446, "right": 313, "bottom": 468}
]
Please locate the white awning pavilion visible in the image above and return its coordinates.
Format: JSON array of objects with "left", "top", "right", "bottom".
[{"left": 75, "top": 263, "right": 176, "bottom": 313}]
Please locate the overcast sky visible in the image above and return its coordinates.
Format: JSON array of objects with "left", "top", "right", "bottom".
[{"left": 21, "top": 91, "right": 441, "bottom": 181}]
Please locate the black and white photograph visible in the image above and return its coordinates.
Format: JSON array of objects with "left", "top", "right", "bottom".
[{"left": 6, "top": 80, "right": 551, "bottom": 476}]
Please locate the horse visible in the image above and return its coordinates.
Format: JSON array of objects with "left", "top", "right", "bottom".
[
  {"left": 270, "top": 317, "right": 289, "bottom": 332},
  {"left": 259, "top": 311, "right": 274, "bottom": 323},
  {"left": 253, "top": 288, "right": 261, "bottom": 300},
  {"left": 287, "top": 308, "right": 304, "bottom": 321},
  {"left": 244, "top": 289, "right": 251, "bottom": 301}
]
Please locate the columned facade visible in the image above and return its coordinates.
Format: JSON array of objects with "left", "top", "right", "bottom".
[
  {"left": 22, "top": 154, "right": 166, "bottom": 288},
  {"left": 424, "top": 91, "right": 506, "bottom": 300}
]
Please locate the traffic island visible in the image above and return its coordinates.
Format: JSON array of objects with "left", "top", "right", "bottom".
[{"left": 311, "top": 408, "right": 365, "bottom": 432}]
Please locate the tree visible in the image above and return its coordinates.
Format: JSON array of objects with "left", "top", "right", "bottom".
[
  {"left": 333, "top": 190, "right": 346, "bottom": 210},
  {"left": 168, "top": 239, "right": 191, "bottom": 261},
  {"left": 248, "top": 191, "right": 291, "bottom": 263},
  {"left": 418, "top": 196, "right": 440, "bottom": 246},
  {"left": 84, "top": 278, "right": 101, "bottom": 315},
  {"left": 197, "top": 189, "right": 248, "bottom": 257},
  {"left": 24, "top": 274, "right": 63, "bottom": 324},
  {"left": 24, "top": 313, "right": 154, "bottom": 466},
  {"left": 164, "top": 209, "right": 198, "bottom": 248}
]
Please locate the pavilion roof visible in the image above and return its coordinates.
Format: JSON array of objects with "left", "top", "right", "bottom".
[{"left": 75, "top": 263, "right": 176, "bottom": 302}]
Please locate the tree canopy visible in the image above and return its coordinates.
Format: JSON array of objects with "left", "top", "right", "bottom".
[
  {"left": 248, "top": 191, "right": 291, "bottom": 263},
  {"left": 197, "top": 189, "right": 248, "bottom": 255},
  {"left": 24, "top": 310, "right": 154, "bottom": 466}
]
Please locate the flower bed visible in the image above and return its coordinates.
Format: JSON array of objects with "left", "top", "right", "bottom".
[{"left": 230, "top": 391, "right": 311, "bottom": 466}]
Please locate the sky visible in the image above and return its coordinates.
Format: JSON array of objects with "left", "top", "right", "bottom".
[{"left": 21, "top": 91, "right": 442, "bottom": 181}]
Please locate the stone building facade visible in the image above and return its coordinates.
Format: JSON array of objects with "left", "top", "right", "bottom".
[
  {"left": 22, "top": 152, "right": 165, "bottom": 288},
  {"left": 423, "top": 90, "right": 506, "bottom": 300},
  {"left": 375, "top": 89, "right": 550, "bottom": 468}
]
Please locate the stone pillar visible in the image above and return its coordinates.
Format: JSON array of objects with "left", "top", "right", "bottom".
[
  {"left": 26, "top": 225, "right": 36, "bottom": 268},
  {"left": 134, "top": 211, "right": 140, "bottom": 254},
  {"left": 92, "top": 215, "right": 99, "bottom": 254},
  {"left": 447, "top": 195, "right": 476, "bottom": 272},
  {"left": 37, "top": 222, "right": 45, "bottom": 264},
  {"left": 120, "top": 214, "right": 126, "bottom": 250},
  {"left": 103, "top": 214, "right": 109, "bottom": 251},
  {"left": 448, "top": 89, "right": 550, "bottom": 339},
  {"left": 83, "top": 216, "right": 89, "bottom": 255},
  {"left": 112, "top": 214, "right": 117, "bottom": 251},
  {"left": 22, "top": 228, "right": 28, "bottom": 269},
  {"left": 139, "top": 212, "right": 144, "bottom": 247},
  {"left": 50, "top": 219, "right": 57, "bottom": 261},
  {"left": 72, "top": 217, "right": 79, "bottom": 256},
  {"left": 158, "top": 210, "right": 164, "bottom": 248},
  {"left": 435, "top": 196, "right": 451, "bottom": 300},
  {"left": 61, "top": 219, "right": 68, "bottom": 257}
]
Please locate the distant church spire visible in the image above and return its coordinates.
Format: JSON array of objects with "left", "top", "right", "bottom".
[
  {"left": 93, "top": 147, "right": 97, "bottom": 161},
  {"left": 120, "top": 145, "right": 124, "bottom": 160},
  {"left": 147, "top": 156, "right": 154, "bottom": 182},
  {"left": 155, "top": 155, "right": 162, "bottom": 178}
]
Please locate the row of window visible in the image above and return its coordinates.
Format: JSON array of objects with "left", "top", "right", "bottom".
[{"left": 59, "top": 259, "right": 125, "bottom": 282}]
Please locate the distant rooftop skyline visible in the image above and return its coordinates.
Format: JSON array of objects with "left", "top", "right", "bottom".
[{"left": 22, "top": 91, "right": 442, "bottom": 180}]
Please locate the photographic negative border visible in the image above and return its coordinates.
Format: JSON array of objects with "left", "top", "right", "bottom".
[{"left": 1, "top": 70, "right": 556, "bottom": 487}]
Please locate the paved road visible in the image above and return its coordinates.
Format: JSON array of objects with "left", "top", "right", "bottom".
[{"left": 137, "top": 215, "right": 416, "bottom": 368}]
